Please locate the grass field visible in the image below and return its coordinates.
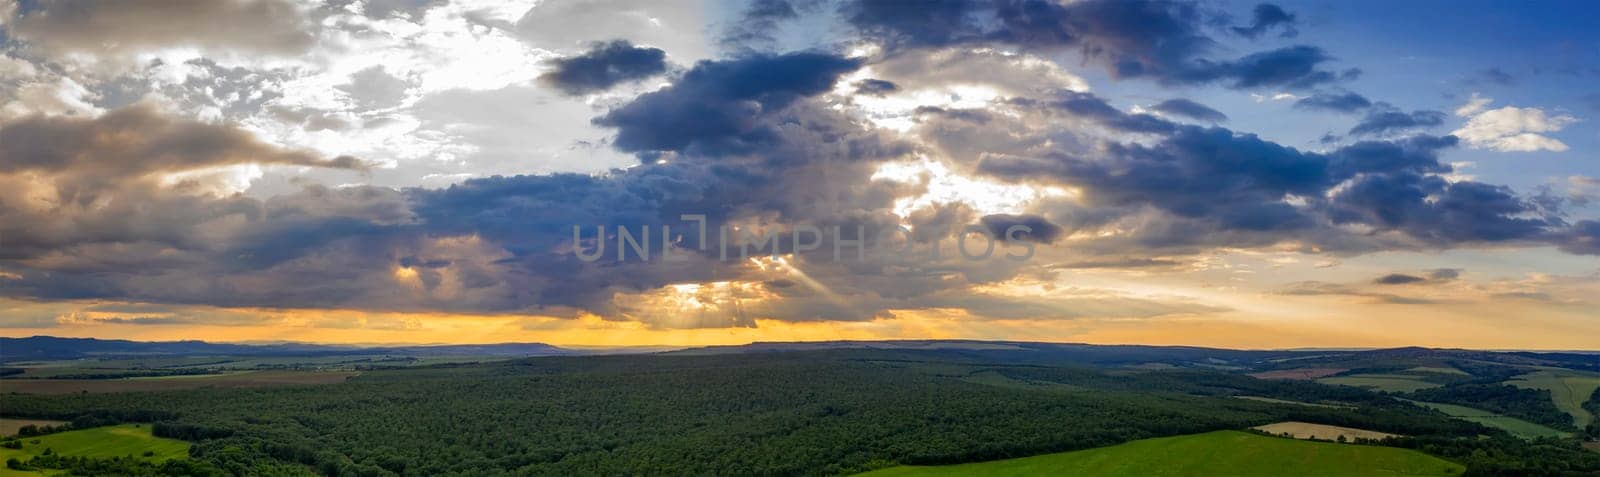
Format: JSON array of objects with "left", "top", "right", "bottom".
[
  {"left": 0, "top": 420, "right": 65, "bottom": 438},
  {"left": 0, "top": 424, "right": 189, "bottom": 476},
  {"left": 0, "top": 370, "right": 356, "bottom": 394},
  {"left": 1318, "top": 374, "right": 1441, "bottom": 393},
  {"left": 1506, "top": 370, "right": 1600, "bottom": 428},
  {"left": 856, "top": 430, "right": 1464, "bottom": 477},
  {"left": 1410, "top": 401, "right": 1570, "bottom": 439},
  {"left": 1251, "top": 421, "right": 1398, "bottom": 441}
]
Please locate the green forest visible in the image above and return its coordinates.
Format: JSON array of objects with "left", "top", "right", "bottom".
[{"left": 3, "top": 349, "right": 1599, "bottom": 476}]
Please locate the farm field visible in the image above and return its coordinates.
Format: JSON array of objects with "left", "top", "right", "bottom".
[
  {"left": 0, "top": 424, "right": 189, "bottom": 476},
  {"left": 1318, "top": 374, "right": 1441, "bottom": 393},
  {"left": 1251, "top": 421, "right": 1399, "bottom": 441},
  {"left": 1410, "top": 401, "right": 1570, "bottom": 439},
  {"left": 855, "top": 430, "right": 1463, "bottom": 477},
  {"left": 0, "top": 370, "right": 356, "bottom": 394},
  {"left": 1506, "top": 370, "right": 1600, "bottom": 428}
]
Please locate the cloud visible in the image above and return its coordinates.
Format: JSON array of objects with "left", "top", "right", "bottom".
[
  {"left": 836, "top": 0, "right": 1346, "bottom": 90},
  {"left": 1327, "top": 172, "right": 1558, "bottom": 244},
  {"left": 1150, "top": 98, "right": 1228, "bottom": 122},
  {"left": 5, "top": 0, "right": 317, "bottom": 59},
  {"left": 1451, "top": 96, "right": 1579, "bottom": 152},
  {"left": 0, "top": 104, "right": 371, "bottom": 268},
  {"left": 594, "top": 52, "right": 862, "bottom": 157},
  {"left": 514, "top": 0, "right": 713, "bottom": 63},
  {"left": 1374, "top": 269, "right": 1457, "bottom": 285},
  {"left": 1374, "top": 273, "right": 1426, "bottom": 285},
  {"left": 1214, "top": 46, "right": 1345, "bottom": 89},
  {"left": 1348, "top": 107, "right": 1445, "bottom": 136},
  {"left": 1556, "top": 220, "right": 1600, "bottom": 255},
  {"left": 338, "top": 66, "right": 412, "bottom": 110},
  {"left": 1231, "top": 3, "right": 1297, "bottom": 39},
  {"left": 853, "top": 79, "right": 899, "bottom": 97},
  {"left": 1294, "top": 91, "right": 1372, "bottom": 113},
  {"left": 538, "top": 40, "right": 669, "bottom": 95},
  {"left": 973, "top": 90, "right": 1562, "bottom": 251},
  {"left": 0, "top": 103, "right": 363, "bottom": 185},
  {"left": 979, "top": 214, "right": 1065, "bottom": 243},
  {"left": 720, "top": 0, "right": 800, "bottom": 50},
  {"left": 1278, "top": 281, "right": 1444, "bottom": 305}
]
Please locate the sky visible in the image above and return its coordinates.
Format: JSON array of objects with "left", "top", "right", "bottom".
[{"left": 1, "top": 0, "right": 1598, "bottom": 349}]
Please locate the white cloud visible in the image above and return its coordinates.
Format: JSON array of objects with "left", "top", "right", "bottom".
[
  {"left": 1249, "top": 92, "right": 1302, "bottom": 103},
  {"left": 1450, "top": 94, "right": 1577, "bottom": 152},
  {"left": 1454, "top": 92, "right": 1492, "bottom": 117}
]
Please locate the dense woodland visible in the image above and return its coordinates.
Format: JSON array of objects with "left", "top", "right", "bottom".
[{"left": 3, "top": 349, "right": 1599, "bottom": 476}]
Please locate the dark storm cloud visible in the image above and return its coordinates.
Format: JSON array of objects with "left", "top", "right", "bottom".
[
  {"left": 1294, "top": 91, "right": 1373, "bottom": 113},
  {"left": 1327, "top": 174, "right": 1558, "bottom": 244},
  {"left": 594, "top": 52, "right": 862, "bottom": 157},
  {"left": 975, "top": 90, "right": 1560, "bottom": 250},
  {"left": 538, "top": 40, "right": 669, "bottom": 95},
  {"left": 835, "top": 0, "right": 1345, "bottom": 90},
  {"left": 5, "top": 0, "right": 317, "bottom": 57},
  {"left": 1231, "top": 3, "right": 1297, "bottom": 39},
  {"left": 1348, "top": 108, "right": 1446, "bottom": 136},
  {"left": 1150, "top": 98, "right": 1227, "bottom": 122}
]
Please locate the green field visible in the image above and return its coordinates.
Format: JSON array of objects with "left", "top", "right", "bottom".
[
  {"left": 1318, "top": 374, "right": 1441, "bottom": 393},
  {"left": 1410, "top": 401, "right": 1569, "bottom": 439},
  {"left": 856, "top": 430, "right": 1464, "bottom": 477},
  {"left": 0, "top": 424, "right": 190, "bottom": 476},
  {"left": 1506, "top": 370, "right": 1600, "bottom": 428}
]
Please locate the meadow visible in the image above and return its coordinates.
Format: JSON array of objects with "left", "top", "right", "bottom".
[
  {"left": 0, "top": 424, "right": 189, "bottom": 476},
  {"left": 1408, "top": 401, "right": 1569, "bottom": 439},
  {"left": 1507, "top": 370, "right": 1600, "bottom": 428},
  {"left": 855, "top": 430, "right": 1464, "bottom": 477}
]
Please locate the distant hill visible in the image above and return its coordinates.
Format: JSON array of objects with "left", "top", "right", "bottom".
[
  {"left": 667, "top": 340, "right": 1600, "bottom": 372},
  {"left": 0, "top": 336, "right": 575, "bottom": 362}
]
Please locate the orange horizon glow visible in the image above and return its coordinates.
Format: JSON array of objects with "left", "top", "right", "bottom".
[{"left": 5, "top": 297, "right": 1599, "bottom": 351}]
